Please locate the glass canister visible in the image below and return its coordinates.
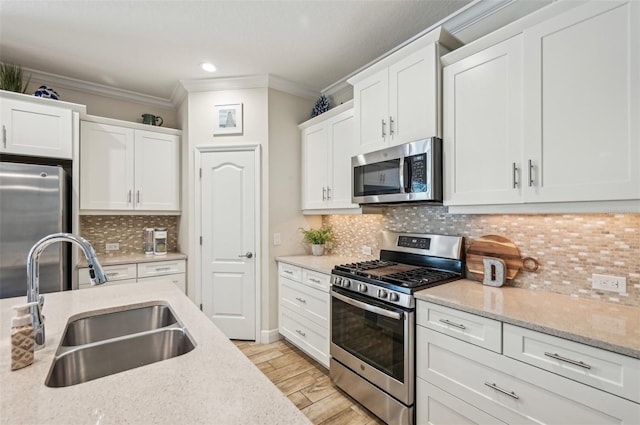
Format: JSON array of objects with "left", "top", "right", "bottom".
[
  {"left": 154, "top": 227, "right": 167, "bottom": 255},
  {"left": 144, "top": 228, "right": 155, "bottom": 255}
]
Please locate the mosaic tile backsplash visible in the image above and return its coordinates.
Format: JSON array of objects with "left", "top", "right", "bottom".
[
  {"left": 323, "top": 207, "right": 640, "bottom": 307},
  {"left": 80, "top": 216, "right": 179, "bottom": 257}
]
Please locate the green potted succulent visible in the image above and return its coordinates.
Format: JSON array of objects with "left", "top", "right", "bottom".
[
  {"left": 0, "top": 63, "right": 31, "bottom": 93},
  {"left": 300, "top": 227, "right": 332, "bottom": 256}
]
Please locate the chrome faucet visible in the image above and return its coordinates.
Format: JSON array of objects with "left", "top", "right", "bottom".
[{"left": 27, "top": 233, "right": 107, "bottom": 349}]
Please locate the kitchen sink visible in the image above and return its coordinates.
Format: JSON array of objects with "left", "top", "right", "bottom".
[
  {"left": 45, "top": 302, "right": 196, "bottom": 388},
  {"left": 61, "top": 303, "right": 179, "bottom": 346}
]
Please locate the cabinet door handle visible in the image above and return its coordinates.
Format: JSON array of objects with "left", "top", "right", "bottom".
[
  {"left": 439, "top": 318, "right": 466, "bottom": 330},
  {"left": 128, "top": 190, "right": 132, "bottom": 203},
  {"left": 326, "top": 187, "right": 331, "bottom": 200},
  {"left": 544, "top": 352, "right": 592, "bottom": 369},
  {"left": 2, "top": 125, "right": 6, "bottom": 148},
  {"left": 295, "top": 297, "right": 306, "bottom": 303},
  {"left": 295, "top": 329, "right": 306, "bottom": 337},
  {"left": 512, "top": 163, "right": 519, "bottom": 189},
  {"left": 484, "top": 382, "right": 519, "bottom": 399},
  {"left": 389, "top": 116, "right": 395, "bottom": 135},
  {"left": 381, "top": 119, "right": 386, "bottom": 137},
  {"left": 528, "top": 159, "right": 534, "bottom": 187},
  {"left": 322, "top": 187, "right": 326, "bottom": 201}
]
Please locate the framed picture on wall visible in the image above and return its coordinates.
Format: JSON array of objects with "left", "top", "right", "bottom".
[{"left": 213, "top": 103, "right": 243, "bottom": 135}]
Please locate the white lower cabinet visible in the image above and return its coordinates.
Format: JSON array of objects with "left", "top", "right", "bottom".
[
  {"left": 277, "top": 262, "right": 329, "bottom": 368},
  {"left": 78, "top": 258, "right": 186, "bottom": 293},
  {"left": 416, "top": 301, "right": 640, "bottom": 424}
]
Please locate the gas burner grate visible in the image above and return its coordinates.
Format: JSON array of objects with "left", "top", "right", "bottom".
[
  {"left": 380, "top": 269, "right": 458, "bottom": 288},
  {"left": 335, "top": 260, "right": 397, "bottom": 273}
]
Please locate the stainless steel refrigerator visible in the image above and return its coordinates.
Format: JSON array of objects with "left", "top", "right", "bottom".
[{"left": 0, "top": 161, "right": 69, "bottom": 299}]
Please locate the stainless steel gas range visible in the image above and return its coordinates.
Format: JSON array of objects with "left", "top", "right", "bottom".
[{"left": 329, "top": 231, "right": 464, "bottom": 425}]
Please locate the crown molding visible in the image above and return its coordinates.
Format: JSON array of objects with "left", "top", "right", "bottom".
[
  {"left": 25, "top": 67, "right": 176, "bottom": 109},
  {"left": 179, "top": 74, "right": 319, "bottom": 100}
]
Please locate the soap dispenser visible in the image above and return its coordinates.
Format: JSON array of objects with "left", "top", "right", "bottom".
[{"left": 11, "top": 302, "right": 37, "bottom": 371}]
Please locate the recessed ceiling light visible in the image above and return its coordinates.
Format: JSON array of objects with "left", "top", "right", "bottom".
[{"left": 201, "top": 62, "right": 216, "bottom": 72}]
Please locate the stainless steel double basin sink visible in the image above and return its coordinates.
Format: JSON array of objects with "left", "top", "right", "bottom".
[{"left": 45, "top": 302, "right": 196, "bottom": 387}]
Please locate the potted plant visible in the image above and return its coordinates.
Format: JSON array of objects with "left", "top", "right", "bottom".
[
  {"left": 300, "top": 227, "right": 332, "bottom": 256},
  {"left": 0, "top": 63, "right": 31, "bottom": 93}
]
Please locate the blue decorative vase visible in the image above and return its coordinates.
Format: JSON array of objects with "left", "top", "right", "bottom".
[{"left": 33, "top": 85, "right": 60, "bottom": 100}]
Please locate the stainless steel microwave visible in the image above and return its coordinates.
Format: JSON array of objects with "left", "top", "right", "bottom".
[{"left": 352, "top": 138, "right": 442, "bottom": 205}]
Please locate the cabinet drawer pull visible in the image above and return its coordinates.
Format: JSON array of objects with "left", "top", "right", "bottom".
[
  {"left": 512, "top": 162, "right": 519, "bottom": 189},
  {"left": 105, "top": 272, "right": 120, "bottom": 277},
  {"left": 544, "top": 352, "right": 592, "bottom": 369},
  {"left": 381, "top": 119, "right": 386, "bottom": 137},
  {"left": 309, "top": 278, "right": 321, "bottom": 284},
  {"left": 295, "top": 297, "right": 306, "bottom": 303},
  {"left": 154, "top": 267, "right": 171, "bottom": 272},
  {"left": 295, "top": 329, "right": 306, "bottom": 337},
  {"left": 439, "top": 318, "right": 466, "bottom": 330},
  {"left": 484, "top": 382, "right": 519, "bottom": 399},
  {"left": 528, "top": 159, "right": 534, "bottom": 187},
  {"left": 284, "top": 270, "right": 293, "bottom": 275}
]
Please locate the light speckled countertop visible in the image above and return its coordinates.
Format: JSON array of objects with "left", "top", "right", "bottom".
[
  {"left": 275, "top": 255, "right": 368, "bottom": 274},
  {"left": 77, "top": 252, "right": 187, "bottom": 268},
  {"left": 0, "top": 281, "right": 310, "bottom": 425},
  {"left": 416, "top": 279, "right": 640, "bottom": 359}
]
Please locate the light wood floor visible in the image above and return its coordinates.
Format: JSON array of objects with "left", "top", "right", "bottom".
[{"left": 233, "top": 339, "right": 384, "bottom": 425}]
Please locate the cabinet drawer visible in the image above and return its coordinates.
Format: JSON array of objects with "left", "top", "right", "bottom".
[
  {"left": 503, "top": 324, "right": 640, "bottom": 403},
  {"left": 417, "top": 326, "right": 640, "bottom": 425},
  {"left": 302, "top": 269, "right": 330, "bottom": 292},
  {"left": 280, "top": 277, "right": 329, "bottom": 328},
  {"left": 78, "top": 263, "right": 137, "bottom": 284},
  {"left": 278, "top": 262, "right": 302, "bottom": 281},
  {"left": 279, "top": 305, "right": 329, "bottom": 367},
  {"left": 79, "top": 278, "right": 137, "bottom": 290},
  {"left": 137, "top": 259, "right": 185, "bottom": 278},
  {"left": 417, "top": 378, "right": 507, "bottom": 425},
  {"left": 417, "top": 301, "right": 502, "bottom": 353}
]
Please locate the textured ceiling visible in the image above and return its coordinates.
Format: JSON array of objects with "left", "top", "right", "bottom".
[{"left": 0, "top": 0, "right": 472, "bottom": 99}]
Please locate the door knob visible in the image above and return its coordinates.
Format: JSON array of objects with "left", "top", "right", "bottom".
[{"left": 238, "top": 252, "right": 253, "bottom": 259}]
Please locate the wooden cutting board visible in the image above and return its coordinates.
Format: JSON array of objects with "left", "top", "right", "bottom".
[{"left": 466, "top": 235, "right": 524, "bottom": 281}]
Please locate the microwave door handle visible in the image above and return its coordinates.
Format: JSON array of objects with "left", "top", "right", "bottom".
[
  {"left": 332, "top": 290, "right": 403, "bottom": 320},
  {"left": 403, "top": 157, "right": 412, "bottom": 193},
  {"left": 398, "top": 158, "right": 405, "bottom": 192}
]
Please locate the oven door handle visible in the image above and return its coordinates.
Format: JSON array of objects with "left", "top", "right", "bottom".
[{"left": 332, "top": 290, "right": 403, "bottom": 320}]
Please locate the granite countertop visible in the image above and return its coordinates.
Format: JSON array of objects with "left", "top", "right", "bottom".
[
  {"left": 275, "top": 255, "right": 369, "bottom": 275},
  {"left": 0, "top": 281, "right": 310, "bottom": 425},
  {"left": 77, "top": 252, "right": 187, "bottom": 268},
  {"left": 415, "top": 279, "right": 640, "bottom": 359}
]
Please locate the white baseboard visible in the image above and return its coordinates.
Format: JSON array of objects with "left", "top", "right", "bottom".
[{"left": 260, "top": 328, "right": 282, "bottom": 344}]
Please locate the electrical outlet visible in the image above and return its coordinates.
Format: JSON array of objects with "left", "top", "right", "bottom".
[
  {"left": 592, "top": 274, "right": 626, "bottom": 294},
  {"left": 105, "top": 243, "right": 119, "bottom": 251},
  {"left": 273, "top": 233, "right": 281, "bottom": 246},
  {"left": 362, "top": 246, "right": 372, "bottom": 256}
]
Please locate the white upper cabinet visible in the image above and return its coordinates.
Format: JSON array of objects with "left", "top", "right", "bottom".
[
  {"left": 349, "top": 28, "right": 462, "bottom": 155},
  {"left": 522, "top": 0, "right": 639, "bottom": 203},
  {"left": 300, "top": 102, "right": 360, "bottom": 213},
  {"left": 80, "top": 119, "right": 180, "bottom": 212},
  {"left": 444, "top": 35, "right": 523, "bottom": 206},
  {"left": 443, "top": 0, "right": 640, "bottom": 210},
  {"left": 0, "top": 95, "right": 78, "bottom": 159}
]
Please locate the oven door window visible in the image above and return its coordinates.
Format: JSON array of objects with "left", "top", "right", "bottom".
[
  {"left": 353, "top": 160, "right": 401, "bottom": 197},
  {"left": 331, "top": 290, "right": 405, "bottom": 382}
]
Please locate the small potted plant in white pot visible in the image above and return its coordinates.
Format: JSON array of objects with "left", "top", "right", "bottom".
[{"left": 300, "top": 227, "right": 332, "bottom": 256}]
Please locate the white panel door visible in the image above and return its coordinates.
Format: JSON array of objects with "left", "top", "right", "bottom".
[
  {"left": 354, "top": 68, "right": 389, "bottom": 153},
  {"left": 523, "top": 1, "right": 640, "bottom": 202},
  {"left": 134, "top": 130, "right": 180, "bottom": 211},
  {"left": 443, "top": 35, "right": 524, "bottom": 206},
  {"left": 328, "top": 109, "right": 358, "bottom": 209},
  {"left": 301, "top": 124, "right": 329, "bottom": 210},
  {"left": 389, "top": 44, "right": 439, "bottom": 146},
  {"left": 80, "top": 121, "right": 134, "bottom": 210},
  {"left": 201, "top": 149, "right": 257, "bottom": 340}
]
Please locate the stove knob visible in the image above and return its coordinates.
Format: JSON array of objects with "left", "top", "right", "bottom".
[
  {"left": 377, "top": 289, "right": 388, "bottom": 299},
  {"left": 358, "top": 283, "right": 367, "bottom": 293},
  {"left": 389, "top": 292, "right": 400, "bottom": 302},
  {"left": 342, "top": 279, "right": 351, "bottom": 288},
  {"left": 334, "top": 277, "right": 342, "bottom": 286}
]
